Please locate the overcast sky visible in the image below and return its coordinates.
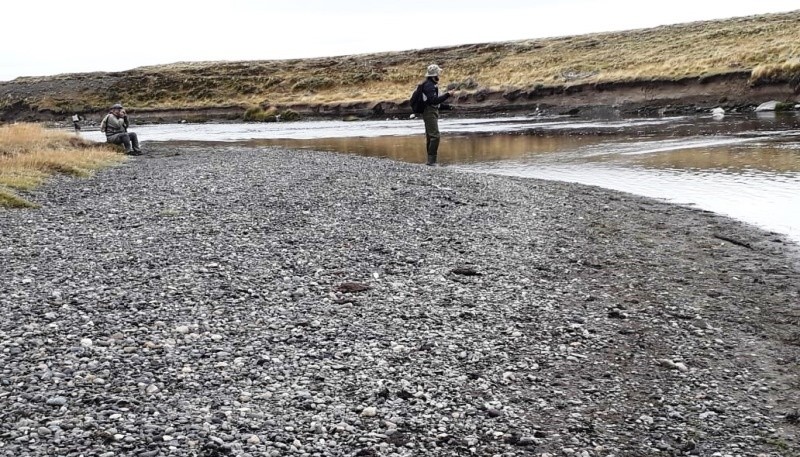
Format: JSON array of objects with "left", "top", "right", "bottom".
[{"left": 1, "top": 0, "right": 797, "bottom": 82}]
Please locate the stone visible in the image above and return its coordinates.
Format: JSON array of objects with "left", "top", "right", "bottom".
[
  {"left": 46, "top": 396, "right": 68, "bottom": 406},
  {"left": 755, "top": 101, "right": 779, "bottom": 112}
]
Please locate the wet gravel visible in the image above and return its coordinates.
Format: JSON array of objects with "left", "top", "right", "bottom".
[{"left": 1, "top": 144, "right": 799, "bottom": 456}]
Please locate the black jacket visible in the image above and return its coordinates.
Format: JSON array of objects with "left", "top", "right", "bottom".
[{"left": 421, "top": 78, "right": 451, "bottom": 109}]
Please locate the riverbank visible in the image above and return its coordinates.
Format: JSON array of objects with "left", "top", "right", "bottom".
[
  {"left": 1, "top": 145, "right": 798, "bottom": 456},
  {"left": 4, "top": 70, "right": 799, "bottom": 125}
]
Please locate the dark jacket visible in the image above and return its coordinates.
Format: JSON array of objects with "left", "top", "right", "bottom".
[{"left": 421, "top": 78, "right": 451, "bottom": 109}]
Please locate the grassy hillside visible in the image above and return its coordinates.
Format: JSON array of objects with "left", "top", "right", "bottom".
[{"left": 2, "top": 10, "right": 799, "bottom": 115}]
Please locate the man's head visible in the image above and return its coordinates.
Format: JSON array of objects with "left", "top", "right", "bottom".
[
  {"left": 425, "top": 64, "right": 442, "bottom": 82},
  {"left": 110, "top": 103, "right": 123, "bottom": 114}
]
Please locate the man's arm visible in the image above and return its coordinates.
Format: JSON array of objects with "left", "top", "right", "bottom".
[
  {"left": 422, "top": 81, "right": 451, "bottom": 106},
  {"left": 100, "top": 115, "right": 109, "bottom": 133}
]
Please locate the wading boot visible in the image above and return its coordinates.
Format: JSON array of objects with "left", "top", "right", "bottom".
[{"left": 426, "top": 137, "right": 440, "bottom": 166}]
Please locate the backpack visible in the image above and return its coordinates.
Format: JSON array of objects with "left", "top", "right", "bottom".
[{"left": 409, "top": 83, "right": 426, "bottom": 114}]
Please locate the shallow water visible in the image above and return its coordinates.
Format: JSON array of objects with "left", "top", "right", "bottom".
[{"left": 81, "top": 113, "right": 800, "bottom": 242}]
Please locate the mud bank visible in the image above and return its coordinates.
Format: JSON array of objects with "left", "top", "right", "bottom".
[
  {"left": 1, "top": 144, "right": 798, "bottom": 456},
  {"left": 2, "top": 72, "right": 798, "bottom": 124}
]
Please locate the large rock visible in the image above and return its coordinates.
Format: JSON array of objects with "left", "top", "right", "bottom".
[{"left": 755, "top": 100, "right": 779, "bottom": 112}]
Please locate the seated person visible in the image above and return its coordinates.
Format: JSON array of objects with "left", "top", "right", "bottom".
[{"left": 100, "top": 103, "right": 142, "bottom": 155}]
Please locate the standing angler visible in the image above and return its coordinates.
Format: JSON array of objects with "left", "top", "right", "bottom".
[
  {"left": 100, "top": 103, "right": 142, "bottom": 155},
  {"left": 421, "top": 64, "right": 454, "bottom": 166}
]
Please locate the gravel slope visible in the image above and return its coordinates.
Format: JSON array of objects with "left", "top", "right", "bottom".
[{"left": 1, "top": 145, "right": 799, "bottom": 457}]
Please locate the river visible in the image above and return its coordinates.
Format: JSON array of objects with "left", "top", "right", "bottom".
[{"left": 80, "top": 113, "right": 800, "bottom": 243}]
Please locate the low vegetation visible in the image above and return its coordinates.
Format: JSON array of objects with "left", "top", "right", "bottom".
[
  {"left": 750, "top": 59, "right": 800, "bottom": 91},
  {"left": 0, "top": 10, "right": 798, "bottom": 116},
  {"left": 0, "top": 124, "right": 124, "bottom": 207},
  {"left": 242, "top": 107, "right": 301, "bottom": 122}
]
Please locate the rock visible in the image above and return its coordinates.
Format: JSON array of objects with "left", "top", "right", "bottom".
[
  {"left": 607, "top": 309, "right": 627, "bottom": 319},
  {"left": 755, "top": 100, "right": 779, "bottom": 112},
  {"left": 487, "top": 408, "right": 503, "bottom": 418},
  {"left": 516, "top": 436, "right": 538, "bottom": 446},
  {"left": 451, "top": 267, "right": 481, "bottom": 276},
  {"left": 80, "top": 338, "right": 93, "bottom": 347},
  {"left": 711, "top": 107, "right": 725, "bottom": 116},
  {"left": 175, "top": 325, "right": 190, "bottom": 334},
  {"left": 337, "top": 282, "right": 370, "bottom": 293},
  {"left": 360, "top": 407, "right": 378, "bottom": 417},
  {"left": 46, "top": 396, "right": 68, "bottom": 406}
]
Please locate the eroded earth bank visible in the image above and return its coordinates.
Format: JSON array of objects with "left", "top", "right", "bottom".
[{"left": 1, "top": 146, "right": 799, "bottom": 456}]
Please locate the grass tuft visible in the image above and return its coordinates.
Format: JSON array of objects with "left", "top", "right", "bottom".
[
  {"left": 0, "top": 187, "right": 37, "bottom": 208},
  {"left": 0, "top": 123, "right": 125, "bottom": 208},
  {"left": 750, "top": 59, "right": 800, "bottom": 90},
  {"left": 243, "top": 106, "right": 279, "bottom": 122}
]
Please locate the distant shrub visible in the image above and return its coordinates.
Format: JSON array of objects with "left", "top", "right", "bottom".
[
  {"left": 292, "top": 77, "right": 335, "bottom": 92},
  {"left": 352, "top": 71, "right": 384, "bottom": 84},
  {"left": 750, "top": 60, "right": 800, "bottom": 90},
  {"left": 280, "top": 109, "right": 300, "bottom": 121},
  {"left": 243, "top": 106, "right": 279, "bottom": 122},
  {"left": 447, "top": 77, "right": 479, "bottom": 91},
  {"left": 264, "top": 76, "right": 283, "bottom": 89}
]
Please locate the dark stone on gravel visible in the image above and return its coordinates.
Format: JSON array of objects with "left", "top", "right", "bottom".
[
  {"left": 336, "top": 282, "right": 370, "bottom": 293},
  {"left": 451, "top": 266, "right": 481, "bottom": 276}
]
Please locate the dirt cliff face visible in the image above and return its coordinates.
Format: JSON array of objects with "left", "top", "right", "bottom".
[{"left": 2, "top": 10, "right": 799, "bottom": 123}]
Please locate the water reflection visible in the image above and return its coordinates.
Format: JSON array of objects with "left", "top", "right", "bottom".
[
  {"left": 631, "top": 146, "right": 800, "bottom": 174},
  {"left": 245, "top": 134, "right": 599, "bottom": 164}
]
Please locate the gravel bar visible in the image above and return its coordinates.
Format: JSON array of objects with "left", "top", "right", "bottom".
[{"left": 1, "top": 144, "right": 799, "bottom": 457}]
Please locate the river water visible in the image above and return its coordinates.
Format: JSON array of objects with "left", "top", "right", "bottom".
[{"left": 81, "top": 113, "right": 800, "bottom": 243}]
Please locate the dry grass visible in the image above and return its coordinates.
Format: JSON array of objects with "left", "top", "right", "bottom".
[
  {"left": 750, "top": 59, "right": 800, "bottom": 87},
  {"left": 0, "top": 124, "right": 125, "bottom": 208},
  {"left": 110, "top": 10, "right": 800, "bottom": 106},
  {"left": 2, "top": 10, "right": 799, "bottom": 113}
]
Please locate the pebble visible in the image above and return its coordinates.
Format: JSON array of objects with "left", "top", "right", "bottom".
[{"left": 45, "top": 397, "right": 67, "bottom": 406}]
